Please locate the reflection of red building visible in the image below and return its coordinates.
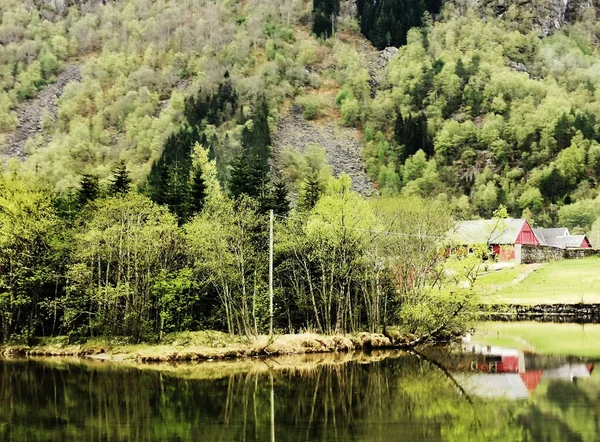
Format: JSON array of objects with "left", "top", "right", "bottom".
[
  {"left": 457, "top": 345, "right": 594, "bottom": 400},
  {"left": 469, "top": 346, "right": 524, "bottom": 373}
]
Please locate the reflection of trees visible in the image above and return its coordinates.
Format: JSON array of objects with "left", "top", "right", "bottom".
[
  {"left": 0, "top": 356, "right": 528, "bottom": 441},
  {"left": 520, "top": 380, "right": 599, "bottom": 442}
]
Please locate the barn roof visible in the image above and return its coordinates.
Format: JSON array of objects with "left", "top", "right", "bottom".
[
  {"left": 451, "top": 219, "right": 528, "bottom": 245},
  {"left": 533, "top": 227, "right": 591, "bottom": 248},
  {"left": 553, "top": 235, "right": 589, "bottom": 249},
  {"left": 454, "top": 373, "right": 531, "bottom": 400},
  {"left": 533, "top": 228, "right": 570, "bottom": 246}
]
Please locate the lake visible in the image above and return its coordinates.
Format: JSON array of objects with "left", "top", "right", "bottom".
[{"left": 1, "top": 322, "right": 599, "bottom": 441}]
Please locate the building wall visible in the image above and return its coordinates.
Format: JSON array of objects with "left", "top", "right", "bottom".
[
  {"left": 516, "top": 222, "right": 540, "bottom": 245},
  {"left": 499, "top": 245, "right": 515, "bottom": 262}
]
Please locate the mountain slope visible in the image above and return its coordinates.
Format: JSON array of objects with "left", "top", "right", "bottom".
[
  {"left": 2, "top": 64, "right": 81, "bottom": 160},
  {"left": 3, "top": 0, "right": 600, "bottom": 234}
]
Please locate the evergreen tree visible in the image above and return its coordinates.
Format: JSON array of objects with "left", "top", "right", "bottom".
[
  {"left": 554, "top": 113, "right": 574, "bottom": 153},
  {"left": 312, "top": 0, "right": 340, "bottom": 38},
  {"left": 229, "top": 151, "right": 265, "bottom": 201},
  {"left": 151, "top": 163, "right": 170, "bottom": 206},
  {"left": 109, "top": 160, "right": 132, "bottom": 196},
  {"left": 271, "top": 180, "right": 290, "bottom": 217},
  {"left": 165, "top": 162, "right": 191, "bottom": 223},
  {"left": 455, "top": 58, "right": 469, "bottom": 86},
  {"left": 261, "top": 179, "right": 290, "bottom": 216},
  {"left": 190, "top": 166, "right": 207, "bottom": 215},
  {"left": 395, "top": 111, "right": 433, "bottom": 162},
  {"left": 573, "top": 110, "right": 597, "bottom": 141},
  {"left": 540, "top": 167, "right": 568, "bottom": 203},
  {"left": 242, "top": 100, "right": 272, "bottom": 169},
  {"left": 78, "top": 174, "right": 100, "bottom": 207},
  {"left": 356, "top": 0, "right": 440, "bottom": 50},
  {"left": 297, "top": 171, "right": 323, "bottom": 212}
]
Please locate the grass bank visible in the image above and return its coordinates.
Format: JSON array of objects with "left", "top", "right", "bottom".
[
  {"left": 0, "top": 330, "right": 397, "bottom": 362},
  {"left": 1, "top": 350, "right": 409, "bottom": 381},
  {"left": 474, "top": 257, "right": 600, "bottom": 305},
  {"left": 472, "top": 321, "right": 600, "bottom": 358}
]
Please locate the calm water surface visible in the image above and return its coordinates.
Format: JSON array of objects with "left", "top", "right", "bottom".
[{"left": 1, "top": 326, "right": 599, "bottom": 441}]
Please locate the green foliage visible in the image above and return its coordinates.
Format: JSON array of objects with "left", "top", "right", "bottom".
[
  {"left": 108, "top": 160, "right": 132, "bottom": 196},
  {"left": 65, "top": 193, "right": 181, "bottom": 341},
  {"left": 363, "top": 12, "right": 600, "bottom": 219},
  {"left": 558, "top": 199, "right": 600, "bottom": 232},
  {"left": 295, "top": 94, "right": 326, "bottom": 120},
  {"left": 0, "top": 162, "right": 61, "bottom": 342}
]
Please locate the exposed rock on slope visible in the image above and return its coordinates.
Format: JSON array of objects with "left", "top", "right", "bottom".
[
  {"left": 453, "top": 0, "right": 594, "bottom": 36},
  {"left": 1, "top": 64, "right": 82, "bottom": 160},
  {"left": 41, "top": 0, "right": 106, "bottom": 14},
  {"left": 272, "top": 105, "right": 374, "bottom": 196}
]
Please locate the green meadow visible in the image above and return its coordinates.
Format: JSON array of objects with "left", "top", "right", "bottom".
[{"left": 475, "top": 257, "right": 600, "bottom": 305}]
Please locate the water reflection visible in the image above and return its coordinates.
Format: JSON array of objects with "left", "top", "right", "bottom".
[
  {"left": 450, "top": 344, "right": 594, "bottom": 400},
  {"left": 0, "top": 347, "right": 598, "bottom": 441}
]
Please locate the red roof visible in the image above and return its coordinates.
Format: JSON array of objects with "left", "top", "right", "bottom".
[{"left": 520, "top": 371, "right": 544, "bottom": 393}]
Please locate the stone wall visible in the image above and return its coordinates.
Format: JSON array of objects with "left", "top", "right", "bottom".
[
  {"left": 565, "top": 248, "right": 600, "bottom": 259},
  {"left": 521, "top": 244, "right": 600, "bottom": 263},
  {"left": 521, "top": 245, "right": 567, "bottom": 264}
]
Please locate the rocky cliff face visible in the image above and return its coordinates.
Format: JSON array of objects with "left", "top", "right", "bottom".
[
  {"left": 41, "top": 0, "right": 105, "bottom": 15},
  {"left": 453, "top": 0, "right": 595, "bottom": 36}
]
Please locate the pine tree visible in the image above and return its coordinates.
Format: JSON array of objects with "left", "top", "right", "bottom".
[
  {"left": 166, "top": 162, "right": 191, "bottom": 223},
  {"left": 190, "top": 166, "right": 207, "bottom": 214},
  {"left": 297, "top": 171, "right": 322, "bottom": 212},
  {"left": 229, "top": 151, "right": 265, "bottom": 201},
  {"left": 312, "top": 0, "right": 340, "bottom": 38},
  {"left": 554, "top": 113, "right": 574, "bottom": 153},
  {"left": 540, "top": 167, "right": 568, "bottom": 203},
  {"left": 78, "top": 174, "right": 100, "bottom": 207},
  {"left": 455, "top": 58, "right": 468, "bottom": 84},
  {"left": 151, "top": 163, "right": 170, "bottom": 206},
  {"left": 109, "top": 160, "right": 132, "bottom": 196},
  {"left": 271, "top": 180, "right": 290, "bottom": 217},
  {"left": 261, "top": 179, "right": 290, "bottom": 216}
]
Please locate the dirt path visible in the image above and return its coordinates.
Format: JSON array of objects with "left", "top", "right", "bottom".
[
  {"left": 512, "top": 263, "right": 544, "bottom": 284},
  {"left": 1, "top": 64, "right": 82, "bottom": 160}
]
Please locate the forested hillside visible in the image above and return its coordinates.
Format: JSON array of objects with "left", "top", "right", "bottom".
[
  {"left": 2, "top": 0, "right": 600, "bottom": 342},
  {"left": 3, "top": 0, "right": 600, "bottom": 232}
]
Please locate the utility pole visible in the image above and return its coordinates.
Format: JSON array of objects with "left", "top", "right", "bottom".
[{"left": 269, "top": 209, "right": 274, "bottom": 339}]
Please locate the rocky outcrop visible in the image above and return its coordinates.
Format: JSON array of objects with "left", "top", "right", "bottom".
[
  {"left": 2, "top": 64, "right": 82, "bottom": 160},
  {"left": 455, "top": 0, "right": 595, "bottom": 36},
  {"left": 41, "top": 0, "right": 106, "bottom": 15},
  {"left": 272, "top": 105, "right": 374, "bottom": 196}
]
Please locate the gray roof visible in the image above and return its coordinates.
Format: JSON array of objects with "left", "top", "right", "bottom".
[
  {"left": 533, "top": 228, "right": 569, "bottom": 246},
  {"left": 454, "top": 373, "right": 531, "bottom": 400},
  {"left": 553, "top": 235, "right": 588, "bottom": 249},
  {"left": 451, "top": 219, "right": 528, "bottom": 245}
]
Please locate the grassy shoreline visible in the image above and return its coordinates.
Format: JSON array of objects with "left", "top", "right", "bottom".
[{"left": 0, "top": 331, "right": 399, "bottom": 362}]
